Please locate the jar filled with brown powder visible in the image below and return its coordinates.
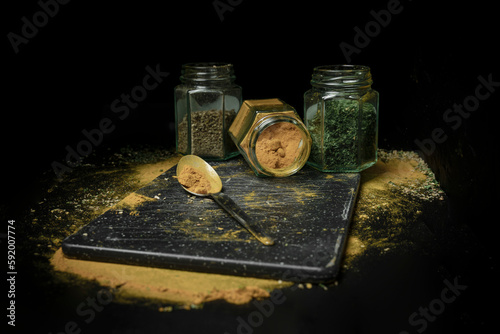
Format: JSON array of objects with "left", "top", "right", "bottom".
[{"left": 229, "top": 99, "right": 312, "bottom": 177}]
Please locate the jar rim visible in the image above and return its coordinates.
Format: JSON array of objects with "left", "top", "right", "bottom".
[
  {"left": 248, "top": 115, "right": 311, "bottom": 177},
  {"left": 311, "top": 64, "right": 372, "bottom": 88},
  {"left": 182, "top": 62, "right": 233, "bottom": 70},
  {"left": 314, "top": 64, "right": 370, "bottom": 72},
  {"left": 181, "top": 62, "right": 235, "bottom": 82}
]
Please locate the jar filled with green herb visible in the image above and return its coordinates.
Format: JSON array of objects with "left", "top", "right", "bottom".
[
  {"left": 175, "top": 63, "right": 242, "bottom": 160},
  {"left": 304, "top": 65, "right": 379, "bottom": 172}
]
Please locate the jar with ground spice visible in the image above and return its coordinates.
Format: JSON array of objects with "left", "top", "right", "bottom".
[
  {"left": 304, "top": 65, "right": 379, "bottom": 172},
  {"left": 175, "top": 63, "right": 242, "bottom": 160},
  {"left": 228, "top": 99, "right": 312, "bottom": 177}
]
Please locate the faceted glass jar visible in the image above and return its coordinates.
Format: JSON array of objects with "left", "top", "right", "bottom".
[
  {"left": 174, "top": 63, "right": 242, "bottom": 160},
  {"left": 304, "top": 65, "right": 379, "bottom": 172},
  {"left": 229, "top": 99, "right": 312, "bottom": 177}
]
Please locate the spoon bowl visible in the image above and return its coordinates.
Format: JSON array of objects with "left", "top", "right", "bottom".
[
  {"left": 176, "top": 155, "right": 274, "bottom": 246},
  {"left": 176, "top": 155, "right": 222, "bottom": 196}
]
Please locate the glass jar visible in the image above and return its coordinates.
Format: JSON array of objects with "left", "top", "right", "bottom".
[
  {"left": 304, "top": 65, "right": 379, "bottom": 172},
  {"left": 229, "top": 98, "right": 312, "bottom": 177},
  {"left": 174, "top": 62, "right": 242, "bottom": 160}
]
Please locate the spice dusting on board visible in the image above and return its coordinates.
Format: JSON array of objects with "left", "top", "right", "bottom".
[
  {"left": 255, "top": 122, "right": 302, "bottom": 169},
  {"left": 178, "top": 166, "right": 211, "bottom": 194},
  {"left": 36, "top": 145, "right": 288, "bottom": 308},
  {"left": 27, "top": 144, "right": 446, "bottom": 309},
  {"left": 114, "top": 192, "right": 157, "bottom": 211}
]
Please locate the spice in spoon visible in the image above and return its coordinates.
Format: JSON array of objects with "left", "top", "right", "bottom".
[{"left": 178, "top": 166, "right": 211, "bottom": 195}]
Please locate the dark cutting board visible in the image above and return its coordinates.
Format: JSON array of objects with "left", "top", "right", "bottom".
[{"left": 62, "top": 157, "right": 360, "bottom": 283}]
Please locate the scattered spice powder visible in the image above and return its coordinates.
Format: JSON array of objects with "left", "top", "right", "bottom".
[
  {"left": 38, "top": 147, "right": 447, "bottom": 308},
  {"left": 178, "top": 166, "right": 211, "bottom": 194},
  {"left": 255, "top": 122, "right": 302, "bottom": 169},
  {"left": 342, "top": 149, "right": 446, "bottom": 269},
  {"left": 51, "top": 248, "right": 280, "bottom": 307}
]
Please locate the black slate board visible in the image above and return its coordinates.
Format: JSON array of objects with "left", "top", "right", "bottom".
[{"left": 62, "top": 157, "right": 360, "bottom": 283}]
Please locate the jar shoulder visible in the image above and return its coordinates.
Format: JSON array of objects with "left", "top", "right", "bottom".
[{"left": 305, "top": 87, "right": 378, "bottom": 100}]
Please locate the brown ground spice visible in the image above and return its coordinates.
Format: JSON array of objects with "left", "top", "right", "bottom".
[
  {"left": 342, "top": 149, "right": 445, "bottom": 268},
  {"left": 255, "top": 122, "right": 302, "bottom": 169},
  {"left": 45, "top": 147, "right": 444, "bottom": 308},
  {"left": 178, "top": 166, "right": 211, "bottom": 194},
  {"left": 51, "top": 248, "right": 282, "bottom": 307}
]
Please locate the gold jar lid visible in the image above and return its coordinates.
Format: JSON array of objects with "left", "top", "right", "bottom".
[{"left": 229, "top": 99, "right": 312, "bottom": 177}]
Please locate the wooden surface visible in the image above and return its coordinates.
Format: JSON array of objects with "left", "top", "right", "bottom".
[{"left": 62, "top": 157, "right": 360, "bottom": 282}]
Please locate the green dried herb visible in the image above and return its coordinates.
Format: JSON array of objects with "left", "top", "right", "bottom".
[{"left": 308, "top": 99, "right": 376, "bottom": 171}]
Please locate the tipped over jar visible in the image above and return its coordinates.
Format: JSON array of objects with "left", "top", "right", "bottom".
[
  {"left": 304, "top": 65, "right": 379, "bottom": 172},
  {"left": 229, "top": 99, "right": 312, "bottom": 177}
]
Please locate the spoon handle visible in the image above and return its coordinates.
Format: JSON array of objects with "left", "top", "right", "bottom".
[{"left": 210, "top": 192, "right": 274, "bottom": 246}]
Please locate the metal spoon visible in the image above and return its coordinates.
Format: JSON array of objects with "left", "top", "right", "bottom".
[{"left": 176, "top": 155, "right": 274, "bottom": 246}]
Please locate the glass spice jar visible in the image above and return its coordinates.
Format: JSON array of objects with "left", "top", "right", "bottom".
[
  {"left": 304, "top": 65, "right": 379, "bottom": 172},
  {"left": 229, "top": 98, "right": 312, "bottom": 177},
  {"left": 174, "top": 62, "right": 242, "bottom": 160}
]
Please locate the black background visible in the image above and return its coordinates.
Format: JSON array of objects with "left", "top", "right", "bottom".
[
  {"left": 4, "top": 0, "right": 497, "bottom": 225},
  {"left": 3, "top": 0, "right": 499, "bottom": 333}
]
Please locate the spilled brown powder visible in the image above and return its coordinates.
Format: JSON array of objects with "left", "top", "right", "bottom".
[
  {"left": 113, "top": 193, "right": 156, "bottom": 211},
  {"left": 44, "top": 147, "right": 444, "bottom": 309},
  {"left": 178, "top": 166, "right": 211, "bottom": 194},
  {"left": 342, "top": 149, "right": 446, "bottom": 269},
  {"left": 255, "top": 122, "right": 302, "bottom": 169},
  {"left": 35, "top": 149, "right": 292, "bottom": 308},
  {"left": 51, "top": 248, "right": 284, "bottom": 306}
]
